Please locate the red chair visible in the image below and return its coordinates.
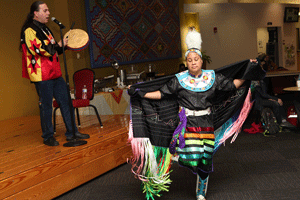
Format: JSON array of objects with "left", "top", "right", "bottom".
[
  {"left": 287, "top": 105, "right": 299, "bottom": 127},
  {"left": 53, "top": 68, "right": 103, "bottom": 133}
]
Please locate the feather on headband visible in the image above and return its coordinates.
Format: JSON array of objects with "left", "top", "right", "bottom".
[{"left": 185, "top": 27, "right": 202, "bottom": 58}]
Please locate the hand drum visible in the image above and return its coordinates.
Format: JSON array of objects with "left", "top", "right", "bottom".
[{"left": 64, "top": 29, "right": 89, "bottom": 51}]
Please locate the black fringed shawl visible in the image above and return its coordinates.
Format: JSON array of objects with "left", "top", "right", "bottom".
[{"left": 128, "top": 59, "right": 265, "bottom": 147}]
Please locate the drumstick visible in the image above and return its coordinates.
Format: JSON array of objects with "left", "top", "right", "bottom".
[
  {"left": 70, "top": 22, "right": 75, "bottom": 30},
  {"left": 66, "top": 22, "right": 75, "bottom": 39}
]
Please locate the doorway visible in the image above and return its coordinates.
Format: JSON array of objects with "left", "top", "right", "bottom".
[
  {"left": 257, "top": 27, "right": 281, "bottom": 68},
  {"left": 267, "top": 27, "right": 279, "bottom": 67}
]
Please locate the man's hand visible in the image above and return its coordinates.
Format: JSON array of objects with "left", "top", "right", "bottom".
[
  {"left": 269, "top": 98, "right": 283, "bottom": 106},
  {"left": 58, "top": 38, "right": 68, "bottom": 47}
]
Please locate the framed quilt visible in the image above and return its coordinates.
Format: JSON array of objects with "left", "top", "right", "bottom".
[{"left": 85, "top": 0, "right": 181, "bottom": 68}]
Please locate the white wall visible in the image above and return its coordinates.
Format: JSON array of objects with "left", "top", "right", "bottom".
[{"left": 184, "top": 3, "right": 299, "bottom": 70}]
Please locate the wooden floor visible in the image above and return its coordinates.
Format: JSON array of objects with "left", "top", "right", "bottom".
[{"left": 0, "top": 114, "right": 132, "bottom": 200}]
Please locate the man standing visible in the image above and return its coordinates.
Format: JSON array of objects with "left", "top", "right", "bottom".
[{"left": 20, "top": 1, "right": 89, "bottom": 146}]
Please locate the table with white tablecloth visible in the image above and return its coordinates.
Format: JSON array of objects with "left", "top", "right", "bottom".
[{"left": 78, "top": 89, "right": 130, "bottom": 115}]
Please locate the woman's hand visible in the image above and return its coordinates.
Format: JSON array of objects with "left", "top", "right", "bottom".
[
  {"left": 250, "top": 59, "right": 258, "bottom": 63},
  {"left": 233, "top": 79, "right": 245, "bottom": 89}
]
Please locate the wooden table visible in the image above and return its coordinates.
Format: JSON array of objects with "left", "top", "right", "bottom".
[
  {"left": 283, "top": 86, "right": 300, "bottom": 92},
  {"left": 266, "top": 70, "right": 300, "bottom": 77},
  {"left": 265, "top": 71, "right": 300, "bottom": 94},
  {"left": 86, "top": 89, "right": 130, "bottom": 115},
  {"left": 55, "top": 89, "right": 130, "bottom": 116},
  {"left": 92, "top": 89, "right": 129, "bottom": 115}
]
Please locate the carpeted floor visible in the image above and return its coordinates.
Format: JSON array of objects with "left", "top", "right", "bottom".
[
  {"left": 53, "top": 82, "right": 300, "bottom": 200},
  {"left": 54, "top": 123, "right": 300, "bottom": 200}
]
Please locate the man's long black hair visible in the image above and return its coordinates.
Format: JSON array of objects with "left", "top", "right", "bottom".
[{"left": 19, "top": 1, "right": 45, "bottom": 51}]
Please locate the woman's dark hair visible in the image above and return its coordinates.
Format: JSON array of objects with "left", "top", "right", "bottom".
[{"left": 19, "top": 1, "right": 45, "bottom": 51}]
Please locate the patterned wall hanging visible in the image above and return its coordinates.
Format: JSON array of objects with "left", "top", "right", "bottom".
[{"left": 85, "top": 0, "right": 181, "bottom": 68}]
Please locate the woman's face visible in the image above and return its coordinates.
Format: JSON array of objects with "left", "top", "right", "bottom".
[{"left": 186, "top": 52, "right": 203, "bottom": 76}]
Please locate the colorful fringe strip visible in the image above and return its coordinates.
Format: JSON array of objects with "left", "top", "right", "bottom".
[
  {"left": 169, "top": 108, "right": 187, "bottom": 154},
  {"left": 128, "top": 120, "right": 173, "bottom": 200},
  {"left": 218, "top": 88, "right": 253, "bottom": 145},
  {"left": 214, "top": 117, "right": 235, "bottom": 153}
]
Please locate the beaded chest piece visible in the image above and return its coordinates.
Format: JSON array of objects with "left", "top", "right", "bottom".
[{"left": 175, "top": 70, "right": 215, "bottom": 92}]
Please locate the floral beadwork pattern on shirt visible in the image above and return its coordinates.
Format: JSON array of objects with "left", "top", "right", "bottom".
[{"left": 176, "top": 70, "right": 215, "bottom": 92}]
